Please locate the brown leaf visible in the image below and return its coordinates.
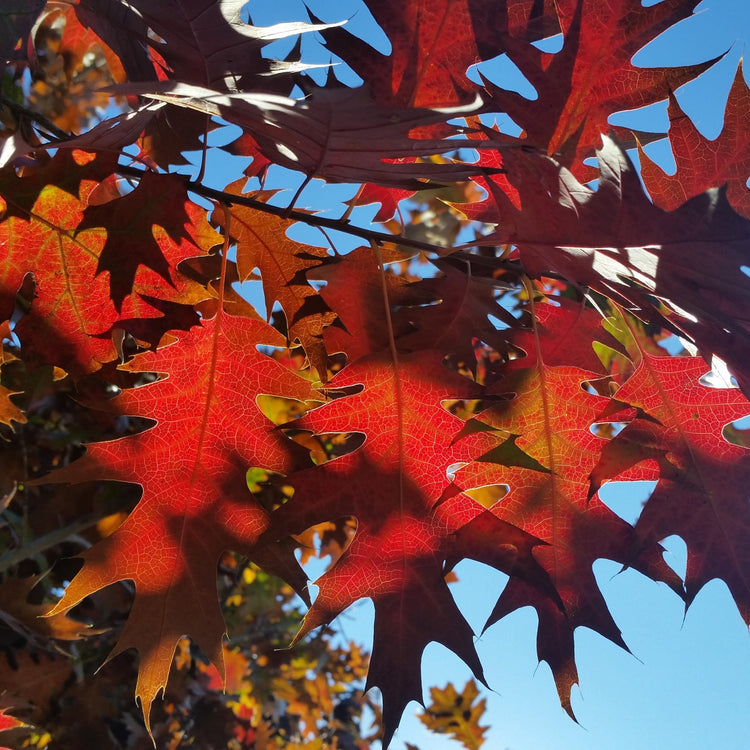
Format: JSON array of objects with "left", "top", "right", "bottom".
[{"left": 0, "top": 575, "right": 94, "bottom": 643}]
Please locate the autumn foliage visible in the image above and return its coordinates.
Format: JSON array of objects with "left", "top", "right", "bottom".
[{"left": 1, "top": 0, "right": 749, "bottom": 748}]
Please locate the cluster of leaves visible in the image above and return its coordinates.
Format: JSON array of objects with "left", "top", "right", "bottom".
[
  {"left": 1, "top": 0, "right": 749, "bottom": 747},
  {"left": 0, "top": 356, "right": 385, "bottom": 748}
]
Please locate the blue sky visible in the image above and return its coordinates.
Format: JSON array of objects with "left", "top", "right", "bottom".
[{"left": 218, "top": 1, "right": 750, "bottom": 748}]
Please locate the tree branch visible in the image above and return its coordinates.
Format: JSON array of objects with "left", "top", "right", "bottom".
[
  {"left": 0, "top": 95, "right": 72, "bottom": 141},
  {"left": 115, "top": 163, "right": 524, "bottom": 274},
  {"left": 1, "top": 98, "right": 523, "bottom": 276}
]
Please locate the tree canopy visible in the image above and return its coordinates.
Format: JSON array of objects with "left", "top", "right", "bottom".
[{"left": 1, "top": 1, "right": 749, "bottom": 748}]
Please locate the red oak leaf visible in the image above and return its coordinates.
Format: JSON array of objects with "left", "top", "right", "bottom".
[
  {"left": 265, "top": 350, "right": 550, "bottom": 744},
  {"left": 38, "top": 312, "right": 317, "bottom": 733},
  {"left": 0, "top": 149, "right": 119, "bottom": 222},
  {"left": 590, "top": 323, "right": 750, "bottom": 621},
  {"left": 72, "top": 0, "right": 155, "bottom": 84},
  {"left": 78, "top": 171, "right": 217, "bottom": 311},
  {"left": 131, "top": 0, "right": 340, "bottom": 91},
  {"left": 508, "top": 297, "right": 622, "bottom": 375},
  {"left": 0, "top": 575, "right": 94, "bottom": 643},
  {"left": 452, "top": 302, "right": 680, "bottom": 712},
  {"left": 308, "top": 246, "right": 420, "bottom": 365},
  {"left": 398, "top": 259, "right": 517, "bottom": 372},
  {"left": 5, "top": 0, "right": 750, "bottom": 745},
  {"left": 68, "top": 1, "right": 338, "bottom": 165},
  {"left": 128, "top": 81, "right": 494, "bottom": 188},
  {"left": 319, "top": 0, "right": 558, "bottom": 107},
  {"left": 481, "top": 0, "right": 715, "bottom": 174},
  {"left": 475, "top": 135, "right": 750, "bottom": 396},
  {"left": 0, "top": 153, "right": 216, "bottom": 376},
  {"left": 344, "top": 183, "right": 415, "bottom": 224},
  {"left": 216, "top": 184, "right": 336, "bottom": 375},
  {"left": 639, "top": 60, "right": 750, "bottom": 218}
]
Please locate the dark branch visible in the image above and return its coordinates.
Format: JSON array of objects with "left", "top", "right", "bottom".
[
  {"left": 0, "top": 95, "right": 72, "bottom": 141},
  {"left": 2, "top": 99, "right": 523, "bottom": 276},
  {"left": 115, "top": 163, "right": 524, "bottom": 275}
]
